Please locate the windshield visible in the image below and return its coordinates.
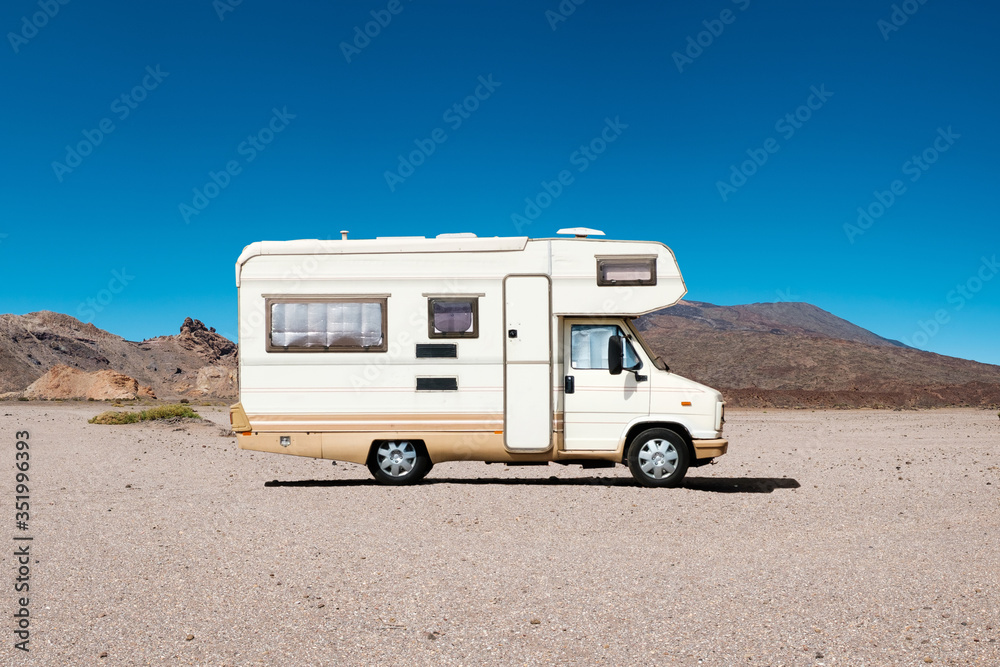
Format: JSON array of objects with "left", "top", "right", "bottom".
[{"left": 624, "top": 318, "right": 668, "bottom": 371}]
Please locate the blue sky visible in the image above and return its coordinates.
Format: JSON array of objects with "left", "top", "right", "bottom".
[{"left": 1, "top": 0, "right": 998, "bottom": 364}]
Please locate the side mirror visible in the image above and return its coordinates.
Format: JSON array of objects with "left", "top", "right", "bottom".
[{"left": 608, "top": 335, "right": 624, "bottom": 375}]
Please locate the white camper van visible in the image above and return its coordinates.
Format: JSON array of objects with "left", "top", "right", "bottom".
[{"left": 230, "top": 229, "right": 728, "bottom": 487}]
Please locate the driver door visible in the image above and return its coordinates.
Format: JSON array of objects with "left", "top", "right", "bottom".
[{"left": 562, "top": 320, "right": 650, "bottom": 451}]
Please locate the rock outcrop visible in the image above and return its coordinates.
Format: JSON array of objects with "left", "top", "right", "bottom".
[
  {"left": 176, "top": 317, "right": 237, "bottom": 362},
  {"left": 23, "top": 365, "right": 156, "bottom": 401}
]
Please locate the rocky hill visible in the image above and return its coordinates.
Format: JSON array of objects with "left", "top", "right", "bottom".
[
  {"left": 0, "top": 313, "right": 236, "bottom": 400},
  {"left": 3, "top": 303, "right": 998, "bottom": 408},
  {"left": 636, "top": 301, "right": 1000, "bottom": 408}
]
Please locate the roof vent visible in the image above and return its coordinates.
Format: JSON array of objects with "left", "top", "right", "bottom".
[
  {"left": 340, "top": 230, "right": 349, "bottom": 240},
  {"left": 436, "top": 232, "right": 478, "bottom": 239},
  {"left": 557, "top": 227, "right": 606, "bottom": 239}
]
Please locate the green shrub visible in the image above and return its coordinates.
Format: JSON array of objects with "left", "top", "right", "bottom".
[
  {"left": 88, "top": 411, "right": 142, "bottom": 425},
  {"left": 140, "top": 405, "right": 200, "bottom": 420},
  {"left": 88, "top": 404, "right": 200, "bottom": 425}
]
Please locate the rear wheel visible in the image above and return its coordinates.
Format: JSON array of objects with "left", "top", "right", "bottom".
[
  {"left": 367, "top": 440, "right": 431, "bottom": 485},
  {"left": 626, "top": 428, "right": 689, "bottom": 488}
]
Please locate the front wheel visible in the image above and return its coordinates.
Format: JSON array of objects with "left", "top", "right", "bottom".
[
  {"left": 367, "top": 440, "right": 431, "bottom": 485},
  {"left": 626, "top": 428, "right": 690, "bottom": 488}
]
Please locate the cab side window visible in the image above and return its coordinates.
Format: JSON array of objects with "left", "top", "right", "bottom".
[{"left": 570, "top": 324, "right": 639, "bottom": 370}]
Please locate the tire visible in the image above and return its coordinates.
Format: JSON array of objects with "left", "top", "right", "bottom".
[
  {"left": 626, "top": 428, "right": 690, "bottom": 488},
  {"left": 367, "top": 440, "right": 431, "bottom": 485}
]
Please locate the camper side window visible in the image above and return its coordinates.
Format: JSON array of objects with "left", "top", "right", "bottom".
[
  {"left": 267, "top": 298, "right": 387, "bottom": 352},
  {"left": 596, "top": 257, "right": 657, "bottom": 286},
  {"left": 427, "top": 298, "right": 478, "bottom": 338}
]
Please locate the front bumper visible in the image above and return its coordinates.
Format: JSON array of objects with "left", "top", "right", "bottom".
[{"left": 692, "top": 438, "right": 728, "bottom": 460}]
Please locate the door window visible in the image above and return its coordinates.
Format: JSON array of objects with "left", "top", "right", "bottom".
[{"left": 570, "top": 324, "right": 639, "bottom": 370}]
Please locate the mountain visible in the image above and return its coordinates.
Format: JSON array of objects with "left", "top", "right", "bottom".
[
  {"left": 636, "top": 301, "right": 1000, "bottom": 408},
  {"left": 0, "top": 312, "right": 236, "bottom": 399},
  {"left": 647, "top": 300, "right": 910, "bottom": 348},
  {"left": 2, "top": 304, "right": 998, "bottom": 408}
]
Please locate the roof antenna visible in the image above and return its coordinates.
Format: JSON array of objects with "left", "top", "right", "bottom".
[{"left": 340, "top": 230, "right": 349, "bottom": 240}]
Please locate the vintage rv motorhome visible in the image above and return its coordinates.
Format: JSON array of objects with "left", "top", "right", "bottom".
[{"left": 230, "top": 228, "right": 728, "bottom": 487}]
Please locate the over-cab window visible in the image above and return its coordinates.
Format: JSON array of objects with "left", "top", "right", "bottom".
[
  {"left": 428, "top": 297, "right": 478, "bottom": 338},
  {"left": 571, "top": 325, "right": 640, "bottom": 370},
  {"left": 596, "top": 257, "right": 657, "bottom": 286},
  {"left": 266, "top": 297, "right": 387, "bottom": 352}
]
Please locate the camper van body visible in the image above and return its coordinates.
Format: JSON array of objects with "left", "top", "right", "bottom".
[{"left": 231, "top": 233, "right": 727, "bottom": 486}]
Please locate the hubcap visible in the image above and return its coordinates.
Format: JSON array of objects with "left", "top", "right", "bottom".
[
  {"left": 637, "top": 438, "right": 678, "bottom": 480},
  {"left": 377, "top": 441, "right": 417, "bottom": 477}
]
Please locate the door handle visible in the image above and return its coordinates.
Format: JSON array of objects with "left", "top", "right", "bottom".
[{"left": 564, "top": 375, "right": 575, "bottom": 394}]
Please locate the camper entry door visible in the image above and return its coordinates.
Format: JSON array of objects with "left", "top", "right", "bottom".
[{"left": 502, "top": 275, "right": 552, "bottom": 452}]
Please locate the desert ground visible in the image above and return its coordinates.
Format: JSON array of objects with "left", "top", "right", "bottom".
[{"left": 1, "top": 404, "right": 998, "bottom": 666}]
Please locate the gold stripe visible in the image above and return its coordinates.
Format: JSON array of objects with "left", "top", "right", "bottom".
[
  {"left": 248, "top": 412, "right": 504, "bottom": 433},
  {"left": 242, "top": 387, "right": 503, "bottom": 393}
]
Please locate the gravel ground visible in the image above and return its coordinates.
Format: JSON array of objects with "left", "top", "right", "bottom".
[{"left": 1, "top": 403, "right": 998, "bottom": 666}]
